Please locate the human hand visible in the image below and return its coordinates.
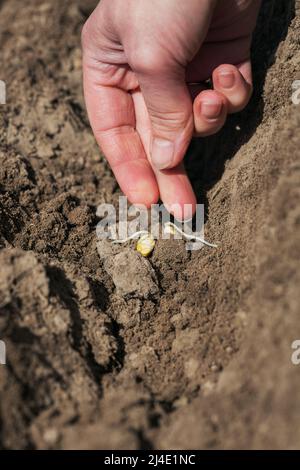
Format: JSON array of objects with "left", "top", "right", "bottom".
[{"left": 82, "top": 0, "right": 261, "bottom": 219}]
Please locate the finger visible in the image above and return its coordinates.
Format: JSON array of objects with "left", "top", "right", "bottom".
[
  {"left": 132, "top": 89, "right": 196, "bottom": 220},
  {"left": 212, "top": 61, "right": 253, "bottom": 113},
  {"left": 82, "top": 62, "right": 159, "bottom": 207},
  {"left": 155, "top": 164, "right": 197, "bottom": 221},
  {"left": 131, "top": 54, "right": 194, "bottom": 171},
  {"left": 193, "top": 89, "right": 228, "bottom": 137}
]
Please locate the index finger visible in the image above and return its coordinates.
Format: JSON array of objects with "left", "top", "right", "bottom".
[{"left": 82, "top": 40, "right": 159, "bottom": 207}]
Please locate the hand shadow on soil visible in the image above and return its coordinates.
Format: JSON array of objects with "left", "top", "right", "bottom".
[{"left": 185, "top": 0, "right": 296, "bottom": 221}]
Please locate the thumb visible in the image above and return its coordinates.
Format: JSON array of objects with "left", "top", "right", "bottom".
[{"left": 136, "top": 63, "right": 194, "bottom": 170}]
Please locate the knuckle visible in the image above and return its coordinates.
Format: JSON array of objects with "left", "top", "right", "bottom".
[
  {"left": 129, "top": 46, "right": 168, "bottom": 74},
  {"left": 150, "top": 109, "right": 192, "bottom": 132}
]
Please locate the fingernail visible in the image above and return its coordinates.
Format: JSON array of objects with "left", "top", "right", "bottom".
[
  {"left": 164, "top": 203, "right": 195, "bottom": 221},
  {"left": 201, "top": 101, "right": 222, "bottom": 119},
  {"left": 151, "top": 138, "right": 174, "bottom": 169},
  {"left": 219, "top": 71, "right": 235, "bottom": 89}
]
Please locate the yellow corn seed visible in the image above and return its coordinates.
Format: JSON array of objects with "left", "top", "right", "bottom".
[{"left": 136, "top": 233, "right": 155, "bottom": 257}]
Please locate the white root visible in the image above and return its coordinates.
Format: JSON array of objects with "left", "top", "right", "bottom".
[
  {"left": 112, "top": 230, "right": 149, "bottom": 244},
  {"left": 163, "top": 222, "right": 218, "bottom": 248},
  {"left": 112, "top": 223, "right": 217, "bottom": 248}
]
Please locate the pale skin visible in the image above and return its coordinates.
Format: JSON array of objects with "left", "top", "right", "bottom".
[{"left": 82, "top": 0, "right": 262, "bottom": 220}]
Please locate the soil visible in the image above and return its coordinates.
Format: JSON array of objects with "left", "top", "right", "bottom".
[{"left": 0, "top": 0, "right": 300, "bottom": 450}]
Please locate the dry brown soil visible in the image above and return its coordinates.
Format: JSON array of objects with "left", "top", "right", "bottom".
[{"left": 0, "top": 0, "right": 299, "bottom": 450}]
